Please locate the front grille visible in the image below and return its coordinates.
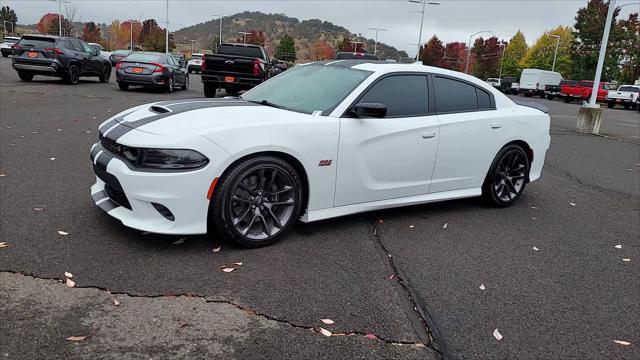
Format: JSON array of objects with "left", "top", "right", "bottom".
[
  {"left": 105, "top": 184, "right": 132, "bottom": 210},
  {"left": 100, "top": 135, "right": 123, "bottom": 156}
]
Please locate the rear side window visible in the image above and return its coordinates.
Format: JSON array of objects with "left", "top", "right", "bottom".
[
  {"left": 560, "top": 80, "right": 577, "bottom": 86},
  {"left": 477, "top": 88, "right": 492, "bottom": 109},
  {"left": 359, "top": 75, "right": 429, "bottom": 117},
  {"left": 17, "top": 36, "right": 55, "bottom": 49},
  {"left": 217, "top": 45, "right": 263, "bottom": 58},
  {"left": 435, "top": 76, "right": 478, "bottom": 113}
]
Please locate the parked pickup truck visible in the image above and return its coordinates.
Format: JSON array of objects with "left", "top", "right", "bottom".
[
  {"left": 606, "top": 85, "right": 640, "bottom": 109},
  {"left": 545, "top": 80, "right": 577, "bottom": 100},
  {"left": 561, "top": 80, "right": 614, "bottom": 103},
  {"left": 202, "top": 43, "right": 276, "bottom": 97}
]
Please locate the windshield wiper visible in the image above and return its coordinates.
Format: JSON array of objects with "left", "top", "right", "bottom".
[{"left": 245, "top": 99, "right": 287, "bottom": 110}]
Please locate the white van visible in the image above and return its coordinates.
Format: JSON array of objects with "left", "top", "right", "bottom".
[{"left": 519, "top": 68, "right": 562, "bottom": 97}]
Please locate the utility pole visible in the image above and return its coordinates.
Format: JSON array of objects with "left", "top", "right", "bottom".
[
  {"left": 128, "top": 19, "right": 141, "bottom": 51},
  {"left": 238, "top": 31, "right": 251, "bottom": 44},
  {"left": 49, "top": 0, "right": 70, "bottom": 36},
  {"left": 212, "top": 14, "right": 226, "bottom": 49},
  {"left": 350, "top": 41, "right": 364, "bottom": 53},
  {"left": 498, "top": 43, "right": 506, "bottom": 79},
  {"left": 465, "top": 30, "right": 492, "bottom": 74},
  {"left": 368, "top": 27, "right": 387, "bottom": 55},
  {"left": 549, "top": 34, "right": 560, "bottom": 72},
  {"left": 190, "top": 39, "right": 196, "bottom": 54},
  {"left": 165, "top": 0, "right": 169, "bottom": 53},
  {"left": 409, "top": 0, "right": 440, "bottom": 62}
]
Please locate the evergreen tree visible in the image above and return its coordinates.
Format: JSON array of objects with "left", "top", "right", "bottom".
[
  {"left": 501, "top": 30, "right": 528, "bottom": 78},
  {"left": 0, "top": 6, "right": 17, "bottom": 34},
  {"left": 276, "top": 34, "right": 296, "bottom": 62}
]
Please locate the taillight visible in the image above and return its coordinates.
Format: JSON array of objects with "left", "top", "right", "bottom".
[
  {"left": 253, "top": 58, "right": 261, "bottom": 76},
  {"left": 115, "top": 62, "right": 123, "bottom": 70},
  {"left": 45, "top": 48, "right": 64, "bottom": 55},
  {"left": 152, "top": 63, "right": 165, "bottom": 73}
]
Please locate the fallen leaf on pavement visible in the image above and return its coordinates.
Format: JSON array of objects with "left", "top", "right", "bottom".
[
  {"left": 112, "top": 298, "right": 120, "bottom": 306},
  {"left": 614, "top": 245, "right": 622, "bottom": 249},
  {"left": 233, "top": 262, "right": 243, "bottom": 266},
  {"left": 0, "top": 174, "right": 5, "bottom": 177},
  {"left": 409, "top": 225, "right": 415, "bottom": 229},
  {"left": 66, "top": 278, "right": 75, "bottom": 288},
  {"left": 319, "top": 328, "right": 332, "bottom": 337},
  {"left": 533, "top": 246, "right": 540, "bottom": 251},
  {"left": 613, "top": 340, "right": 631, "bottom": 346},
  {"left": 479, "top": 284, "right": 486, "bottom": 290},
  {"left": 570, "top": 202, "right": 576, "bottom": 206},
  {"left": 57, "top": 231, "right": 69, "bottom": 236},
  {"left": 320, "top": 319, "right": 334, "bottom": 325},
  {"left": 65, "top": 336, "right": 87, "bottom": 342},
  {"left": 0, "top": 242, "right": 8, "bottom": 248},
  {"left": 531, "top": 206, "right": 538, "bottom": 210},
  {"left": 365, "top": 333, "right": 378, "bottom": 340},
  {"left": 220, "top": 267, "right": 235, "bottom": 273},
  {"left": 50, "top": 157, "right": 56, "bottom": 161},
  {"left": 64, "top": 272, "right": 73, "bottom": 278},
  {"left": 172, "top": 237, "right": 186, "bottom": 245},
  {"left": 388, "top": 274, "right": 397, "bottom": 280},
  {"left": 212, "top": 246, "right": 221, "bottom": 253},
  {"left": 493, "top": 329, "right": 503, "bottom": 341},
  {"left": 442, "top": 223, "right": 448, "bottom": 229},
  {"left": 33, "top": 207, "right": 45, "bottom": 211},
  {"left": 622, "top": 258, "right": 631, "bottom": 262}
]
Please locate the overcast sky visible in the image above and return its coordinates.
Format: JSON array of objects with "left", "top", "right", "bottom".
[{"left": 2, "top": 0, "right": 638, "bottom": 55}]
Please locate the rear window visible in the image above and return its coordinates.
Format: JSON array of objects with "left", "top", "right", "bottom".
[
  {"left": 578, "top": 80, "right": 593, "bottom": 87},
  {"left": 336, "top": 53, "right": 380, "bottom": 60},
  {"left": 434, "top": 76, "right": 478, "bottom": 113},
  {"left": 560, "top": 80, "right": 577, "bottom": 86},
  {"left": 191, "top": 54, "right": 202, "bottom": 60},
  {"left": 124, "top": 53, "right": 167, "bottom": 63},
  {"left": 3, "top": 37, "right": 19, "bottom": 44},
  {"left": 217, "top": 45, "right": 263, "bottom": 58},
  {"left": 17, "top": 36, "right": 55, "bottom": 49},
  {"left": 619, "top": 86, "right": 640, "bottom": 93}
]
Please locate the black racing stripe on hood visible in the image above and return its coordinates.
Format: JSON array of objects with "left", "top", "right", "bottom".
[{"left": 102, "top": 99, "right": 258, "bottom": 142}]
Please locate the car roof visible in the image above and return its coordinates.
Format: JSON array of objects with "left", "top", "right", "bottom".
[
  {"left": 220, "top": 43, "right": 261, "bottom": 48},
  {"left": 3, "top": 36, "right": 21, "bottom": 40}
]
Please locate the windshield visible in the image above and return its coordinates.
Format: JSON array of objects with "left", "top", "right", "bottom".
[
  {"left": 218, "top": 44, "right": 263, "bottom": 58},
  {"left": 242, "top": 64, "right": 372, "bottom": 115},
  {"left": 17, "top": 36, "right": 55, "bottom": 49},
  {"left": 619, "top": 86, "right": 640, "bottom": 93},
  {"left": 125, "top": 53, "right": 167, "bottom": 63}
]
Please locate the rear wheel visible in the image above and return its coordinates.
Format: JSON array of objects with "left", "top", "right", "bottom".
[
  {"left": 165, "top": 76, "right": 174, "bottom": 93},
  {"left": 17, "top": 71, "right": 34, "bottom": 82},
  {"left": 99, "top": 65, "right": 111, "bottom": 83},
  {"left": 210, "top": 156, "right": 304, "bottom": 248},
  {"left": 623, "top": 104, "right": 630, "bottom": 110},
  {"left": 546, "top": 95, "right": 555, "bottom": 100},
  {"left": 482, "top": 145, "right": 530, "bottom": 207},
  {"left": 118, "top": 82, "right": 129, "bottom": 91},
  {"left": 181, "top": 75, "right": 189, "bottom": 90},
  {"left": 564, "top": 97, "right": 571, "bottom": 103},
  {"left": 66, "top": 64, "right": 80, "bottom": 85},
  {"left": 204, "top": 83, "right": 217, "bottom": 98},
  {"left": 607, "top": 102, "right": 615, "bottom": 108}
]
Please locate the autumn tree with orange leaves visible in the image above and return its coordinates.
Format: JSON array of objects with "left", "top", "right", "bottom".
[{"left": 311, "top": 40, "right": 335, "bottom": 60}]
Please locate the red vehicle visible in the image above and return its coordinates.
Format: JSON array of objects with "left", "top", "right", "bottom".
[{"left": 561, "top": 80, "right": 615, "bottom": 103}]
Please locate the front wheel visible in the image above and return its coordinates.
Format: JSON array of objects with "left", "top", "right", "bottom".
[
  {"left": 165, "top": 76, "right": 174, "bottom": 93},
  {"left": 482, "top": 145, "right": 530, "bottom": 207},
  {"left": 210, "top": 156, "right": 304, "bottom": 248},
  {"left": 18, "top": 71, "right": 34, "bottom": 82},
  {"left": 181, "top": 75, "right": 189, "bottom": 90},
  {"left": 204, "top": 83, "right": 217, "bottom": 98},
  {"left": 66, "top": 64, "right": 80, "bottom": 85},
  {"left": 99, "top": 65, "right": 111, "bottom": 83}
]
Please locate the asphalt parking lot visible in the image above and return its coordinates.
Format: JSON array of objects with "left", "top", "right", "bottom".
[{"left": 1, "top": 58, "right": 638, "bottom": 359}]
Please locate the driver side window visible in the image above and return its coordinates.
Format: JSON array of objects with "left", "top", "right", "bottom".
[{"left": 358, "top": 75, "right": 429, "bottom": 117}]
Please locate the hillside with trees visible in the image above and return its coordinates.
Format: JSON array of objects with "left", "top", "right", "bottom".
[{"left": 172, "top": 11, "right": 408, "bottom": 61}]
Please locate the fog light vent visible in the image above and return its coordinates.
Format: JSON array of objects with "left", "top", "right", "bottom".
[{"left": 152, "top": 203, "right": 175, "bottom": 221}]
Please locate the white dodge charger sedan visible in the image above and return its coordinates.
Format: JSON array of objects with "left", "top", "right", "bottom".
[{"left": 90, "top": 60, "right": 550, "bottom": 247}]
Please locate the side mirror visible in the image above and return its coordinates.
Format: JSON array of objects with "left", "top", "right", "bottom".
[
  {"left": 93, "top": 49, "right": 100, "bottom": 57},
  {"left": 350, "top": 103, "right": 387, "bottom": 118}
]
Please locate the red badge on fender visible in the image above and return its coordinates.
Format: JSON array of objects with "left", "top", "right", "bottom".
[{"left": 318, "top": 160, "right": 333, "bottom": 167}]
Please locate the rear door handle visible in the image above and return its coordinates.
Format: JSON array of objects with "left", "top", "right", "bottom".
[
  {"left": 491, "top": 123, "right": 502, "bottom": 129},
  {"left": 422, "top": 131, "right": 436, "bottom": 138}
]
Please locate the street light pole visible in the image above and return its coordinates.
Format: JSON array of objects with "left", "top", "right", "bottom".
[
  {"left": 128, "top": 20, "right": 141, "bottom": 51},
  {"left": 165, "top": 0, "right": 169, "bottom": 53},
  {"left": 238, "top": 32, "right": 251, "bottom": 44},
  {"left": 549, "top": 34, "right": 560, "bottom": 72},
  {"left": 212, "top": 14, "right": 226, "bottom": 49},
  {"left": 368, "top": 27, "right": 387, "bottom": 55},
  {"left": 587, "top": 0, "right": 617, "bottom": 106},
  {"left": 409, "top": 0, "right": 440, "bottom": 62},
  {"left": 350, "top": 41, "right": 364, "bottom": 53},
  {"left": 190, "top": 40, "right": 196, "bottom": 54},
  {"left": 465, "top": 30, "right": 492, "bottom": 74},
  {"left": 498, "top": 43, "right": 506, "bottom": 79}
]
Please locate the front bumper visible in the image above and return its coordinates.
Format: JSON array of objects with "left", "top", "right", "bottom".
[{"left": 89, "top": 142, "right": 216, "bottom": 235}]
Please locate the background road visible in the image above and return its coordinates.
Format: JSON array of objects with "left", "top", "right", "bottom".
[{"left": 1, "top": 58, "right": 638, "bottom": 359}]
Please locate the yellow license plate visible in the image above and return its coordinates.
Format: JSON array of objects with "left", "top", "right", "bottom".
[
  {"left": 133, "top": 67, "right": 144, "bottom": 73},
  {"left": 224, "top": 76, "right": 235, "bottom": 83},
  {"left": 28, "top": 52, "right": 38, "bottom": 58}
]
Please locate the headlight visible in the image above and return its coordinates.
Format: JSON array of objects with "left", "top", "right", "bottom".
[{"left": 122, "top": 147, "right": 209, "bottom": 170}]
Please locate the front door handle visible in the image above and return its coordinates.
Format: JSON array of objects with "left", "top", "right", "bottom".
[
  {"left": 491, "top": 123, "right": 502, "bottom": 129},
  {"left": 422, "top": 131, "right": 436, "bottom": 138}
]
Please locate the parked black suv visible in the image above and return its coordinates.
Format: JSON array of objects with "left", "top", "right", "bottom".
[{"left": 11, "top": 35, "right": 112, "bottom": 84}]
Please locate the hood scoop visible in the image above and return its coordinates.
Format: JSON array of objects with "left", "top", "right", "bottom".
[{"left": 149, "top": 105, "right": 171, "bottom": 114}]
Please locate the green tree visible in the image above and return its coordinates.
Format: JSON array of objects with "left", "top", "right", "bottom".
[
  {"left": 0, "top": 6, "right": 17, "bottom": 35},
  {"left": 616, "top": 13, "right": 639, "bottom": 84},
  {"left": 211, "top": 36, "right": 220, "bottom": 52},
  {"left": 501, "top": 30, "right": 528, "bottom": 78},
  {"left": 276, "top": 34, "right": 296, "bottom": 62},
  {"left": 520, "top": 26, "right": 574, "bottom": 77},
  {"left": 571, "top": 0, "right": 621, "bottom": 81}
]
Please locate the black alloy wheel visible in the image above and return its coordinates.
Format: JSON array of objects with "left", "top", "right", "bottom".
[
  {"left": 482, "top": 145, "right": 530, "bottom": 207},
  {"left": 211, "top": 156, "right": 303, "bottom": 248},
  {"left": 166, "top": 76, "right": 174, "bottom": 93},
  {"left": 99, "top": 65, "right": 111, "bottom": 83},
  {"left": 66, "top": 64, "right": 80, "bottom": 85},
  {"left": 181, "top": 75, "right": 189, "bottom": 90},
  {"left": 18, "top": 71, "right": 34, "bottom": 82},
  {"left": 204, "top": 83, "right": 216, "bottom": 98}
]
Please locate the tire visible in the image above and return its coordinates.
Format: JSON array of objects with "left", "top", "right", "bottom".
[
  {"left": 204, "top": 83, "right": 217, "bottom": 98},
  {"left": 66, "top": 64, "right": 80, "bottom": 85},
  {"left": 564, "top": 97, "right": 571, "bottom": 103},
  {"left": 118, "top": 82, "right": 129, "bottom": 91},
  {"left": 607, "top": 102, "right": 615, "bottom": 108},
  {"left": 99, "top": 65, "right": 111, "bottom": 83},
  {"left": 623, "top": 104, "right": 630, "bottom": 110},
  {"left": 210, "top": 156, "right": 304, "bottom": 248},
  {"left": 2, "top": 53, "right": 8, "bottom": 58},
  {"left": 481, "top": 144, "right": 530, "bottom": 207},
  {"left": 165, "top": 76, "right": 174, "bottom": 93},
  {"left": 17, "top": 71, "right": 34, "bottom": 82},
  {"left": 524, "top": 93, "right": 532, "bottom": 97},
  {"left": 181, "top": 75, "right": 189, "bottom": 90},
  {"left": 546, "top": 95, "right": 555, "bottom": 100}
]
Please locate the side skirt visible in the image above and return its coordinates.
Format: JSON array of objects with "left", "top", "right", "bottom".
[{"left": 301, "top": 188, "right": 482, "bottom": 223}]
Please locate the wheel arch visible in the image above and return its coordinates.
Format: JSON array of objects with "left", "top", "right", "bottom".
[{"left": 206, "top": 150, "right": 310, "bottom": 230}]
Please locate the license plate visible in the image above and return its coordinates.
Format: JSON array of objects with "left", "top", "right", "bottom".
[
  {"left": 133, "top": 67, "right": 143, "bottom": 73},
  {"left": 28, "top": 52, "right": 38, "bottom": 58},
  {"left": 224, "top": 76, "right": 235, "bottom": 83},
  {"left": 616, "top": 99, "right": 621, "bottom": 102}
]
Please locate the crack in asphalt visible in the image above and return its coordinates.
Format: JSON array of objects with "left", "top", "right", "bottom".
[
  {"left": 1, "top": 270, "right": 425, "bottom": 348},
  {"left": 370, "top": 221, "right": 450, "bottom": 360}
]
